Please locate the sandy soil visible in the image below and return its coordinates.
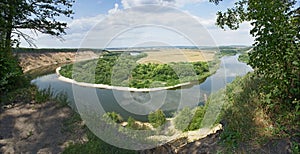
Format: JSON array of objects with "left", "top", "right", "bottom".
[
  {"left": 0, "top": 101, "right": 85, "bottom": 154},
  {"left": 138, "top": 49, "right": 216, "bottom": 64}
]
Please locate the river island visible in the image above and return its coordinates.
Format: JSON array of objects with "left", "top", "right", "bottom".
[{"left": 58, "top": 48, "right": 219, "bottom": 91}]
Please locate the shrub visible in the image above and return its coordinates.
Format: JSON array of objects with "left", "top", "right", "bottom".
[
  {"left": 188, "top": 106, "right": 206, "bottom": 130},
  {"left": 174, "top": 107, "right": 193, "bottom": 131},
  {"left": 0, "top": 52, "right": 27, "bottom": 95},
  {"left": 127, "top": 116, "right": 137, "bottom": 129},
  {"left": 148, "top": 109, "right": 166, "bottom": 128},
  {"left": 104, "top": 112, "right": 123, "bottom": 123}
]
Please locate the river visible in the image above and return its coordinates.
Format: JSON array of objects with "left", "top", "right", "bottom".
[{"left": 31, "top": 54, "right": 252, "bottom": 121}]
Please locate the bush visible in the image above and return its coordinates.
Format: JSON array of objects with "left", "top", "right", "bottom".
[
  {"left": 126, "top": 116, "right": 137, "bottom": 129},
  {"left": 0, "top": 86, "right": 35, "bottom": 105},
  {"left": 0, "top": 52, "right": 27, "bottom": 95},
  {"left": 148, "top": 109, "right": 166, "bottom": 128},
  {"left": 188, "top": 106, "right": 206, "bottom": 130},
  {"left": 174, "top": 107, "right": 193, "bottom": 131},
  {"left": 104, "top": 112, "right": 123, "bottom": 123}
]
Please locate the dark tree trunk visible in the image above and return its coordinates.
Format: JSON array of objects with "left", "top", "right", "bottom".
[
  {"left": 5, "top": 26, "right": 12, "bottom": 51},
  {"left": 4, "top": 0, "right": 14, "bottom": 54}
]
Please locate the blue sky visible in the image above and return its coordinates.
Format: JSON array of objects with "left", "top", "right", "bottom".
[{"left": 21, "top": 0, "right": 254, "bottom": 48}]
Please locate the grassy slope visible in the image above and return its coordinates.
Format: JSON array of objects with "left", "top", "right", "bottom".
[{"left": 217, "top": 73, "right": 300, "bottom": 153}]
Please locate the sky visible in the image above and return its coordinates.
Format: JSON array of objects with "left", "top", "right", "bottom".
[{"left": 20, "top": 0, "right": 254, "bottom": 48}]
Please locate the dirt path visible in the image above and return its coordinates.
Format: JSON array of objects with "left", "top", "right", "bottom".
[{"left": 0, "top": 101, "right": 85, "bottom": 153}]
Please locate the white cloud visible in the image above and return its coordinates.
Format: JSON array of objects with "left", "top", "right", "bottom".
[
  {"left": 20, "top": 2, "right": 253, "bottom": 48},
  {"left": 121, "top": 0, "right": 157, "bottom": 9},
  {"left": 207, "top": 22, "right": 254, "bottom": 46},
  {"left": 20, "top": 14, "right": 105, "bottom": 48},
  {"left": 108, "top": 3, "right": 121, "bottom": 15},
  {"left": 180, "top": 10, "right": 253, "bottom": 46},
  {"left": 78, "top": 5, "right": 218, "bottom": 48},
  {"left": 67, "top": 14, "right": 104, "bottom": 33},
  {"left": 121, "top": 0, "right": 206, "bottom": 9}
]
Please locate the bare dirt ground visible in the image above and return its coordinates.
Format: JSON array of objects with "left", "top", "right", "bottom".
[
  {"left": 1, "top": 51, "right": 89, "bottom": 153},
  {"left": 138, "top": 49, "right": 216, "bottom": 64},
  {"left": 0, "top": 101, "right": 85, "bottom": 154}
]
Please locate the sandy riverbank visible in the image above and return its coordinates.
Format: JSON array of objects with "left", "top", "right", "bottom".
[{"left": 56, "top": 67, "right": 192, "bottom": 92}]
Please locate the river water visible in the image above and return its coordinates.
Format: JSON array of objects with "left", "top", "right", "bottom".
[{"left": 31, "top": 54, "right": 252, "bottom": 121}]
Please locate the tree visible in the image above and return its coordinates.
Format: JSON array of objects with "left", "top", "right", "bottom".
[
  {"left": 0, "top": 0, "right": 74, "bottom": 94},
  {"left": 1, "top": 0, "right": 74, "bottom": 50},
  {"left": 148, "top": 109, "right": 166, "bottom": 128},
  {"left": 212, "top": 0, "right": 299, "bottom": 106}
]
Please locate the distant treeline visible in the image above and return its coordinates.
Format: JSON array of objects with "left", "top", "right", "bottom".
[
  {"left": 12, "top": 46, "right": 252, "bottom": 53},
  {"left": 218, "top": 46, "right": 252, "bottom": 57},
  {"left": 13, "top": 48, "right": 108, "bottom": 53},
  {"left": 220, "top": 49, "right": 237, "bottom": 56}
]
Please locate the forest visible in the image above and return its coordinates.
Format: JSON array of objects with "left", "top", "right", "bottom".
[{"left": 60, "top": 52, "right": 213, "bottom": 88}]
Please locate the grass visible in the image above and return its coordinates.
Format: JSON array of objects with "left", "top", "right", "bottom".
[
  {"left": 34, "top": 86, "right": 53, "bottom": 103},
  {"left": 0, "top": 86, "right": 34, "bottom": 106},
  {"left": 219, "top": 74, "right": 274, "bottom": 149},
  {"left": 55, "top": 91, "right": 70, "bottom": 107},
  {"left": 62, "top": 111, "right": 83, "bottom": 134},
  {"left": 0, "top": 84, "right": 70, "bottom": 108},
  {"left": 216, "top": 73, "right": 300, "bottom": 153},
  {"left": 62, "top": 129, "right": 137, "bottom": 154},
  {"left": 62, "top": 111, "right": 140, "bottom": 154}
]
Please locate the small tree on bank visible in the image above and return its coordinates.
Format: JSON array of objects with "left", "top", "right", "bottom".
[{"left": 148, "top": 109, "right": 166, "bottom": 128}]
